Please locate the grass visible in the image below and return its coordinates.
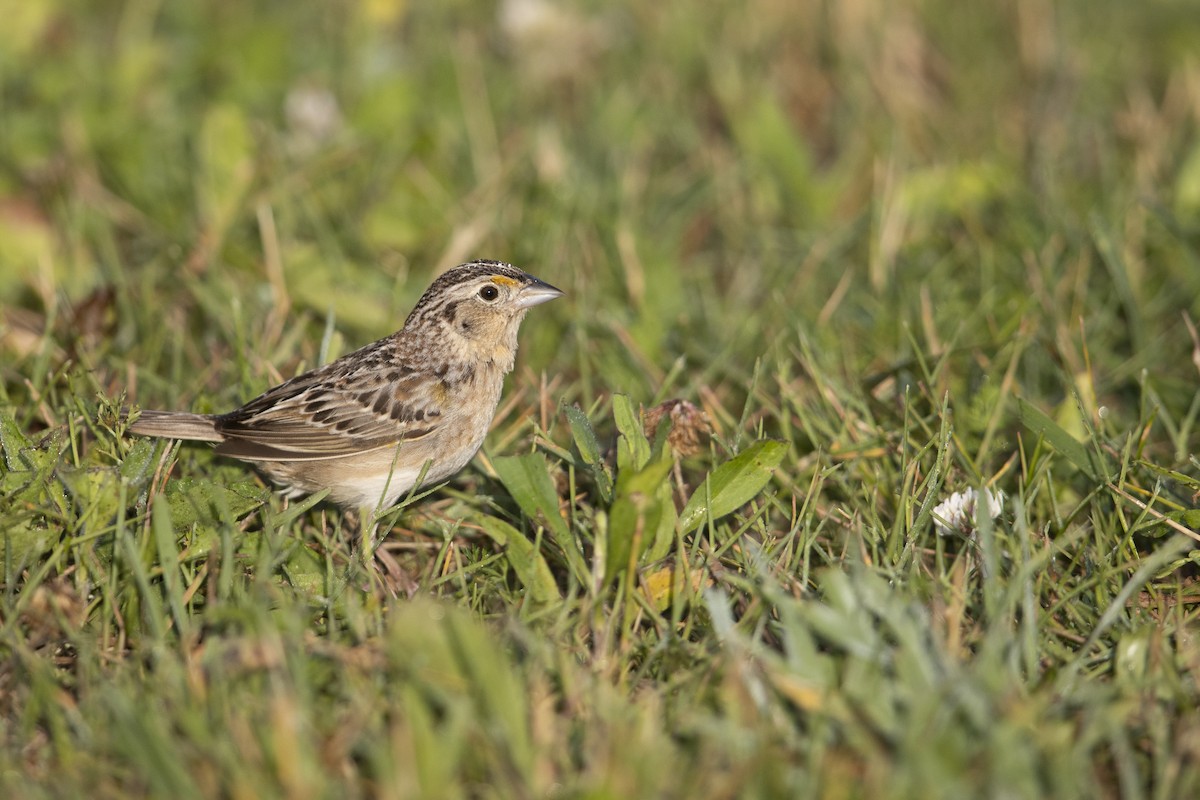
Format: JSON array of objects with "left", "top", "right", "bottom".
[{"left": 2, "top": 0, "right": 1200, "bottom": 796}]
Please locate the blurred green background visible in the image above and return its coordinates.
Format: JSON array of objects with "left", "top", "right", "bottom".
[
  {"left": 3, "top": 0, "right": 1200, "bottom": 797},
  {"left": 4, "top": 0, "right": 1197, "bottom": 411}
]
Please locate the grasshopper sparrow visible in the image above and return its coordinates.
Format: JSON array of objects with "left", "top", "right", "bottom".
[{"left": 130, "top": 260, "right": 562, "bottom": 510}]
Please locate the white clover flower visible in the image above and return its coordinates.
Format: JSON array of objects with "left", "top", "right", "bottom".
[
  {"left": 285, "top": 85, "right": 343, "bottom": 155},
  {"left": 932, "top": 487, "right": 1006, "bottom": 536},
  {"left": 498, "top": 0, "right": 612, "bottom": 85}
]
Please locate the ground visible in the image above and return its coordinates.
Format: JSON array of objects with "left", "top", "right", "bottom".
[{"left": 1, "top": 1, "right": 1199, "bottom": 797}]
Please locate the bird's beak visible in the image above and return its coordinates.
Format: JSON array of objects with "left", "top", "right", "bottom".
[{"left": 515, "top": 277, "right": 565, "bottom": 309}]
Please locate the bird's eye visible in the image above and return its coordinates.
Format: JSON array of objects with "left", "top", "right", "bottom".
[{"left": 479, "top": 285, "right": 499, "bottom": 301}]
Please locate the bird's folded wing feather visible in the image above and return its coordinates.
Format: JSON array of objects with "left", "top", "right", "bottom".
[{"left": 213, "top": 370, "right": 443, "bottom": 461}]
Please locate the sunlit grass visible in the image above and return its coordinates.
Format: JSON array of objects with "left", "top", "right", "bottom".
[{"left": 2, "top": 0, "right": 1200, "bottom": 797}]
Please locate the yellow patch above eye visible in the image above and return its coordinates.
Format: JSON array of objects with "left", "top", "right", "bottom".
[{"left": 490, "top": 275, "right": 520, "bottom": 288}]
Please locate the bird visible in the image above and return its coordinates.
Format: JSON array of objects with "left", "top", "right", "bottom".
[{"left": 129, "top": 260, "right": 563, "bottom": 512}]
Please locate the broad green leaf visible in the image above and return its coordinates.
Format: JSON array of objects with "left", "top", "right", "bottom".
[
  {"left": 476, "top": 515, "right": 561, "bottom": 604},
  {"left": 1, "top": 417, "right": 64, "bottom": 506},
  {"left": 612, "top": 394, "right": 650, "bottom": 474},
  {"left": 491, "top": 454, "right": 569, "bottom": 538},
  {"left": 1, "top": 412, "right": 64, "bottom": 487},
  {"left": 644, "top": 484, "right": 677, "bottom": 562},
  {"left": 277, "top": 540, "right": 327, "bottom": 599},
  {"left": 1015, "top": 397, "right": 1110, "bottom": 480},
  {"left": 564, "top": 403, "right": 612, "bottom": 503},
  {"left": 0, "top": 521, "right": 58, "bottom": 566},
  {"left": 680, "top": 440, "right": 786, "bottom": 534},
  {"left": 0, "top": 410, "right": 31, "bottom": 470},
  {"left": 119, "top": 438, "right": 158, "bottom": 488},
  {"left": 492, "top": 453, "right": 587, "bottom": 584},
  {"left": 165, "top": 478, "right": 269, "bottom": 532},
  {"left": 606, "top": 452, "right": 675, "bottom": 583},
  {"left": 564, "top": 403, "right": 603, "bottom": 463},
  {"left": 606, "top": 484, "right": 678, "bottom": 582},
  {"left": 605, "top": 496, "right": 639, "bottom": 583},
  {"left": 57, "top": 466, "right": 122, "bottom": 533},
  {"left": 614, "top": 448, "right": 674, "bottom": 499}
]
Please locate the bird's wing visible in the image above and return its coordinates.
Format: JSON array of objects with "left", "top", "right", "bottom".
[{"left": 212, "top": 367, "right": 445, "bottom": 461}]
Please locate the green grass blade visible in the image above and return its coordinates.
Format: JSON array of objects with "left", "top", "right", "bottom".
[{"left": 1016, "top": 397, "right": 1111, "bottom": 480}]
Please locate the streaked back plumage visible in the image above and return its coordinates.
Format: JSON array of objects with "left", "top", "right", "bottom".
[{"left": 128, "top": 260, "right": 562, "bottom": 509}]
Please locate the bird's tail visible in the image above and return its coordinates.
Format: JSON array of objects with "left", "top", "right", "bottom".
[{"left": 127, "top": 410, "right": 224, "bottom": 442}]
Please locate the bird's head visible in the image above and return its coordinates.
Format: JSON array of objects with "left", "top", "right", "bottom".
[{"left": 405, "top": 260, "right": 563, "bottom": 368}]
